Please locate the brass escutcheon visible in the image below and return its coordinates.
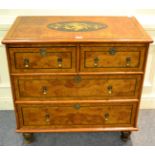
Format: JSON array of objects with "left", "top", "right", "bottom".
[
  {"left": 109, "top": 47, "right": 116, "bottom": 55},
  {"left": 73, "top": 104, "right": 81, "bottom": 110},
  {"left": 40, "top": 48, "right": 47, "bottom": 56},
  {"left": 74, "top": 75, "right": 82, "bottom": 83}
]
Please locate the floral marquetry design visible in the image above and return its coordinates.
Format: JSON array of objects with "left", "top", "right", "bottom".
[{"left": 47, "top": 21, "right": 107, "bottom": 32}]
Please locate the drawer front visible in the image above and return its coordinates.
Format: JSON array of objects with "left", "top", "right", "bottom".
[
  {"left": 17, "top": 102, "right": 137, "bottom": 129},
  {"left": 13, "top": 75, "right": 142, "bottom": 101},
  {"left": 9, "top": 46, "right": 76, "bottom": 73},
  {"left": 80, "top": 46, "right": 146, "bottom": 72}
]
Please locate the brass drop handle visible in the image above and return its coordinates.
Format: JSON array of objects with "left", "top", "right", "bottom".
[
  {"left": 57, "top": 57, "right": 63, "bottom": 68},
  {"left": 126, "top": 57, "right": 131, "bottom": 67},
  {"left": 45, "top": 113, "right": 50, "bottom": 123},
  {"left": 94, "top": 57, "right": 99, "bottom": 67},
  {"left": 23, "top": 58, "right": 29, "bottom": 68},
  {"left": 42, "top": 86, "right": 48, "bottom": 95},
  {"left": 104, "top": 113, "right": 109, "bottom": 121},
  {"left": 107, "top": 85, "right": 112, "bottom": 94}
]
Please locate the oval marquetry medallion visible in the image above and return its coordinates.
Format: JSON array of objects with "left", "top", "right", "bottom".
[{"left": 48, "top": 21, "right": 107, "bottom": 32}]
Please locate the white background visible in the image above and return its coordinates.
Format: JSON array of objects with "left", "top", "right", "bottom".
[{"left": 0, "top": 0, "right": 155, "bottom": 9}]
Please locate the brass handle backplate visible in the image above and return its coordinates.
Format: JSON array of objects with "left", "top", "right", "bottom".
[
  {"left": 107, "top": 85, "right": 112, "bottom": 94},
  {"left": 57, "top": 57, "right": 63, "bottom": 68},
  {"left": 104, "top": 113, "right": 109, "bottom": 121},
  {"left": 126, "top": 57, "right": 131, "bottom": 67},
  {"left": 42, "top": 86, "right": 48, "bottom": 95},
  {"left": 109, "top": 47, "right": 116, "bottom": 55},
  {"left": 94, "top": 57, "right": 99, "bottom": 67},
  {"left": 23, "top": 58, "right": 29, "bottom": 68}
]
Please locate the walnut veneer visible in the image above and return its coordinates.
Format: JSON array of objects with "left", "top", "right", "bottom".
[{"left": 2, "top": 16, "right": 153, "bottom": 143}]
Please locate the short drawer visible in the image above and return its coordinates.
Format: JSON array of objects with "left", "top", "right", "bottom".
[
  {"left": 80, "top": 46, "right": 146, "bottom": 72},
  {"left": 17, "top": 102, "right": 137, "bottom": 129},
  {"left": 8, "top": 46, "right": 76, "bottom": 73},
  {"left": 13, "top": 74, "right": 142, "bottom": 101}
]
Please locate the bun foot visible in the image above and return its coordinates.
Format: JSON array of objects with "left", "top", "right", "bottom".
[
  {"left": 120, "top": 131, "right": 131, "bottom": 142},
  {"left": 23, "top": 133, "right": 34, "bottom": 144}
]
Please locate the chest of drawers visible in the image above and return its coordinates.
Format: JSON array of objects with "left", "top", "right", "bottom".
[{"left": 2, "top": 16, "right": 153, "bottom": 143}]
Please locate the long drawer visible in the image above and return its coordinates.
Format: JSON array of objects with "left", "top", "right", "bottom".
[
  {"left": 8, "top": 46, "right": 76, "bottom": 73},
  {"left": 17, "top": 102, "right": 137, "bottom": 129},
  {"left": 13, "top": 74, "right": 142, "bottom": 101},
  {"left": 80, "top": 46, "right": 146, "bottom": 72}
]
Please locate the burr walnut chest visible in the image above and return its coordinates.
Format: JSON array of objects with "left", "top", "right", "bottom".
[{"left": 2, "top": 16, "right": 153, "bottom": 143}]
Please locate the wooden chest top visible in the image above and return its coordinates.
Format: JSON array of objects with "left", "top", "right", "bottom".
[{"left": 2, "top": 16, "right": 153, "bottom": 44}]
